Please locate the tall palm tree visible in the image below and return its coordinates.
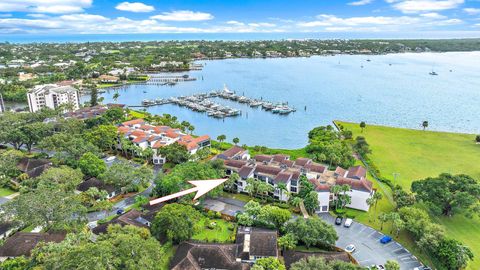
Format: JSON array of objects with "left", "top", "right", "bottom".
[
  {"left": 422, "top": 120, "right": 429, "bottom": 131},
  {"left": 372, "top": 192, "right": 383, "bottom": 219},
  {"left": 340, "top": 184, "right": 351, "bottom": 209},
  {"left": 289, "top": 197, "right": 303, "bottom": 209},
  {"left": 331, "top": 185, "right": 342, "bottom": 210},
  {"left": 277, "top": 183, "right": 288, "bottom": 201},
  {"left": 366, "top": 198, "right": 375, "bottom": 222},
  {"left": 113, "top": 92, "right": 120, "bottom": 102},
  {"left": 378, "top": 212, "right": 389, "bottom": 230}
]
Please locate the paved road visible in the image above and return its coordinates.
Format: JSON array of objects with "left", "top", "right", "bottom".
[
  {"left": 319, "top": 213, "right": 422, "bottom": 269},
  {"left": 203, "top": 197, "right": 423, "bottom": 270}
]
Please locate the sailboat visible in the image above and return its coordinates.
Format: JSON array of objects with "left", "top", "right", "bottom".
[{"left": 429, "top": 70, "right": 438, "bottom": 76}]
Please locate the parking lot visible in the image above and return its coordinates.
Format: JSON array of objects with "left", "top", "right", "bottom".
[{"left": 319, "top": 213, "right": 423, "bottom": 269}]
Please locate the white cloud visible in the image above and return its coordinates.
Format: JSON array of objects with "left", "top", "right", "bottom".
[
  {"left": 348, "top": 0, "right": 374, "bottom": 6},
  {"left": 386, "top": 0, "right": 464, "bottom": 14},
  {"left": 298, "top": 14, "right": 421, "bottom": 27},
  {"left": 463, "top": 8, "right": 480, "bottom": 15},
  {"left": 420, "top": 12, "right": 447, "bottom": 19},
  {"left": 248, "top": 22, "right": 276, "bottom": 27},
  {"left": 226, "top": 20, "right": 245, "bottom": 26},
  {"left": 116, "top": 2, "right": 155, "bottom": 13},
  {"left": 150, "top": 10, "right": 214, "bottom": 21},
  {"left": 0, "top": 0, "right": 93, "bottom": 14}
]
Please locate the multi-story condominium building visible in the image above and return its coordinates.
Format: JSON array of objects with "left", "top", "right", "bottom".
[
  {"left": 27, "top": 84, "right": 80, "bottom": 113},
  {"left": 216, "top": 146, "right": 375, "bottom": 212},
  {"left": 117, "top": 119, "right": 210, "bottom": 164}
]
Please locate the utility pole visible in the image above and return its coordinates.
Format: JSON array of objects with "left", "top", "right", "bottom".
[{"left": 392, "top": 172, "right": 400, "bottom": 185}]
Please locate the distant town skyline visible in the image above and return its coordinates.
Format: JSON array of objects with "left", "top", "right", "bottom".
[{"left": 0, "top": 0, "right": 479, "bottom": 37}]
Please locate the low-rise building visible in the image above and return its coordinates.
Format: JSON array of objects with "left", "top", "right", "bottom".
[
  {"left": 217, "top": 147, "right": 375, "bottom": 212},
  {"left": 98, "top": 75, "right": 120, "bottom": 83},
  {"left": 117, "top": 119, "right": 210, "bottom": 165},
  {"left": 27, "top": 84, "right": 80, "bottom": 113},
  {"left": 0, "top": 232, "right": 65, "bottom": 262}
]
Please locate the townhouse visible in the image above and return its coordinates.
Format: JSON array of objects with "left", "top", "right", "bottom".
[
  {"left": 117, "top": 119, "right": 210, "bottom": 164},
  {"left": 216, "top": 146, "right": 375, "bottom": 212}
]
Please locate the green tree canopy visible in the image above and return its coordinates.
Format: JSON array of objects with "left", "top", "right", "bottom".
[
  {"left": 285, "top": 217, "right": 338, "bottom": 248},
  {"left": 151, "top": 203, "right": 201, "bottom": 244},
  {"left": 78, "top": 152, "right": 106, "bottom": 177},
  {"left": 31, "top": 225, "right": 167, "bottom": 270},
  {"left": 100, "top": 161, "right": 152, "bottom": 193},
  {"left": 411, "top": 173, "right": 480, "bottom": 217},
  {"left": 157, "top": 142, "right": 190, "bottom": 165},
  {"left": 252, "top": 257, "right": 286, "bottom": 270}
]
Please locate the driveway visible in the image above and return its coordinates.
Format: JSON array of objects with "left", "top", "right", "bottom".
[
  {"left": 202, "top": 197, "right": 246, "bottom": 217},
  {"left": 319, "top": 213, "right": 422, "bottom": 269}
]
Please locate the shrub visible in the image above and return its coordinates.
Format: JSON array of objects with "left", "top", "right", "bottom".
[{"left": 215, "top": 211, "right": 222, "bottom": 219}]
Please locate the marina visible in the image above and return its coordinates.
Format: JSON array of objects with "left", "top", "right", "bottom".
[{"left": 139, "top": 85, "right": 296, "bottom": 118}]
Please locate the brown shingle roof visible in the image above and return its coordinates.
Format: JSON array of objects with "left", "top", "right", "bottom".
[
  {"left": 216, "top": 146, "right": 247, "bottom": 160},
  {"left": 77, "top": 178, "right": 116, "bottom": 194},
  {"left": 347, "top": 165, "right": 367, "bottom": 179},
  {"left": 336, "top": 177, "right": 373, "bottom": 192},
  {"left": 254, "top": 155, "right": 273, "bottom": 163},
  {"left": 249, "top": 228, "right": 278, "bottom": 258},
  {"left": 238, "top": 165, "right": 255, "bottom": 179},
  {"left": 0, "top": 232, "right": 65, "bottom": 257},
  {"left": 17, "top": 158, "right": 52, "bottom": 178},
  {"left": 306, "top": 162, "right": 327, "bottom": 174},
  {"left": 281, "top": 159, "right": 295, "bottom": 168},
  {"left": 170, "top": 242, "right": 247, "bottom": 270},
  {"left": 224, "top": 159, "right": 248, "bottom": 169},
  {"left": 272, "top": 154, "right": 289, "bottom": 163},
  {"left": 294, "top": 158, "right": 312, "bottom": 167},
  {"left": 254, "top": 165, "right": 283, "bottom": 176},
  {"left": 334, "top": 166, "right": 348, "bottom": 177},
  {"left": 274, "top": 172, "right": 292, "bottom": 184}
]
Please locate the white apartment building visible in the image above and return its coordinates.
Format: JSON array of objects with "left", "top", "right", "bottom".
[{"left": 27, "top": 84, "right": 80, "bottom": 113}]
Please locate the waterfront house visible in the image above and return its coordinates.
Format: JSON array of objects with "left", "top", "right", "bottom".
[{"left": 117, "top": 119, "right": 210, "bottom": 165}]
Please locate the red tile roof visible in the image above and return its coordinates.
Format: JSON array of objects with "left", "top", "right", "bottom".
[
  {"left": 294, "top": 158, "right": 312, "bottom": 167},
  {"left": 335, "top": 167, "right": 348, "bottom": 177},
  {"left": 255, "top": 155, "right": 273, "bottom": 163},
  {"left": 255, "top": 165, "right": 283, "bottom": 176},
  {"left": 224, "top": 159, "right": 248, "bottom": 169},
  {"left": 273, "top": 154, "right": 289, "bottom": 163},
  {"left": 306, "top": 163, "right": 327, "bottom": 174},
  {"left": 217, "top": 146, "right": 247, "bottom": 159},
  {"left": 347, "top": 165, "right": 367, "bottom": 179},
  {"left": 310, "top": 179, "right": 331, "bottom": 192},
  {"left": 122, "top": 119, "right": 145, "bottom": 126}
]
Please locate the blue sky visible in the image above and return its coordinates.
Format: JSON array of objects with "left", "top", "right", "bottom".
[{"left": 0, "top": 0, "right": 479, "bottom": 37}]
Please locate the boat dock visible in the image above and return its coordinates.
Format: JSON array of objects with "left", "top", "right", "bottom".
[
  {"left": 213, "top": 85, "right": 296, "bottom": 114},
  {"left": 135, "top": 85, "right": 295, "bottom": 119},
  {"left": 140, "top": 93, "right": 241, "bottom": 119},
  {"left": 144, "top": 74, "right": 197, "bottom": 85}
]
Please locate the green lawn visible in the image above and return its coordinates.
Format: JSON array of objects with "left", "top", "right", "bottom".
[
  {"left": 192, "top": 218, "right": 236, "bottom": 243},
  {"left": 337, "top": 121, "right": 480, "bottom": 269},
  {"left": 0, "top": 187, "right": 15, "bottom": 197}
]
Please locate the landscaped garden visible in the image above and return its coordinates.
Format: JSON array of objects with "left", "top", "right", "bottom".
[
  {"left": 336, "top": 121, "right": 480, "bottom": 269},
  {"left": 192, "top": 217, "right": 236, "bottom": 243}
]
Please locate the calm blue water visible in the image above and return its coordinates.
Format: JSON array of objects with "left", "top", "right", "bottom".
[{"left": 93, "top": 52, "right": 480, "bottom": 149}]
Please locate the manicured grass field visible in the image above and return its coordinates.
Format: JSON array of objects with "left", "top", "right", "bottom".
[
  {"left": 0, "top": 187, "right": 15, "bottom": 197},
  {"left": 337, "top": 121, "right": 480, "bottom": 269},
  {"left": 192, "top": 218, "right": 236, "bottom": 243}
]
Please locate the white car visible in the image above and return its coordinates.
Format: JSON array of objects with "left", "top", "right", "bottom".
[
  {"left": 344, "top": 218, "right": 353, "bottom": 227},
  {"left": 106, "top": 156, "right": 116, "bottom": 162},
  {"left": 345, "top": 244, "right": 356, "bottom": 253}
]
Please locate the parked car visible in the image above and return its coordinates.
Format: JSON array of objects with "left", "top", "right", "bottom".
[
  {"left": 344, "top": 218, "right": 353, "bottom": 227},
  {"left": 335, "top": 216, "right": 343, "bottom": 225},
  {"left": 345, "top": 244, "right": 356, "bottom": 253},
  {"left": 116, "top": 209, "right": 124, "bottom": 215},
  {"left": 414, "top": 267, "right": 432, "bottom": 270},
  {"left": 380, "top": 235, "right": 392, "bottom": 244}
]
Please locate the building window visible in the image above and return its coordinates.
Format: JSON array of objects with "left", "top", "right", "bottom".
[{"left": 290, "top": 187, "right": 297, "bottom": 193}]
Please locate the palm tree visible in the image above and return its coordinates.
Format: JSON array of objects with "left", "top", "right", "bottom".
[
  {"left": 422, "top": 121, "right": 428, "bottom": 131},
  {"left": 331, "top": 185, "right": 342, "bottom": 210},
  {"left": 188, "top": 125, "right": 195, "bottom": 134},
  {"left": 233, "top": 137, "right": 240, "bottom": 145},
  {"left": 257, "top": 182, "right": 274, "bottom": 201},
  {"left": 360, "top": 121, "right": 366, "bottom": 133},
  {"left": 372, "top": 192, "right": 383, "bottom": 218},
  {"left": 277, "top": 182, "right": 288, "bottom": 201},
  {"left": 113, "top": 92, "right": 120, "bottom": 102},
  {"left": 225, "top": 173, "right": 240, "bottom": 193},
  {"left": 245, "top": 178, "right": 259, "bottom": 197},
  {"left": 217, "top": 134, "right": 226, "bottom": 143},
  {"left": 366, "top": 198, "right": 375, "bottom": 222},
  {"left": 340, "top": 184, "right": 351, "bottom": 209},
  {"left": 289, "top": 197, "right": 303, "bottom": 209},
  {"left": 378, "top": 212, "right": 389, "bottom": 230}
]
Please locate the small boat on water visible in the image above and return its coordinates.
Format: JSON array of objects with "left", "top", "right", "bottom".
[
  {"left": 429, "top": 71, "right": 438, "bottom": 76},
  {"left": 142, "top": 99, "right": 155, "bottom": 106}
]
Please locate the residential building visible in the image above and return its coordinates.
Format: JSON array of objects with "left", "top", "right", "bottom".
[
  {"left": 76, "top": 177, "right": 118, "bottom": 199},
  {"left": 169, "top": 226, "right": 278, "bottom": 270},
  {"left": 27, "top": 84, "right": 80, "bottom": 113},
  {"left": 17, "top": 158, "right": 52, "bottom": 178},
  {"left": 98, "top": 75, "right": 120, "bottom": 83},
  {"left": 0, "top": 232, "right": 65, "bottom": 261},
  {"left": 117, "top": 119, "right": 210, "bottom": 165},
  {"left": 217, "top": 147, "right": 375, "bottom": 212},
  {"left": 64, "top": 104, "right": 125, "bottom": 120}
]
